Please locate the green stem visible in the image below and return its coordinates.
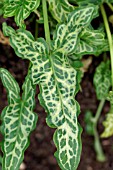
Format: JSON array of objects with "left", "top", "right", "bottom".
[
  {"left": 0, "top": 155, "right": 2, "bottom": 164},
  {"left": 93, "top": 125, "right": 106, "bottom": 162},
  {"left": 92, "top": 99, "right": 106, "bottom": 162},
  {"left": 42, "top": 0, "right": 51, "bottom": 47},
  {"left": 100, "top": 4, "right": 113, "bottom": 90},
  {"left": 106, "top": 2, "right": 113, "bottom": 12},
  {"left": 35, "top": 20, "right": 38, "bottom": 40},
  {"left": 34, "top": 10, "right": 40, "bottom": 18},
  {"left": 93, "top": 99, "right": 105, "bottom": 124}
]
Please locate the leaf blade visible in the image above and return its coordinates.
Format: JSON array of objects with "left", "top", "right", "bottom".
[
  {"left": 0, "top": 69, "right": 37, "bottom": 170},
  {"left": 52, "top": 6, "right": 95, "bottom": 54},
  {"left": 48, "top": 0, "right": 75, "bottom": 23},
  {"left": 93, "top": 61, "right": 111, "bottom": 100},
  {"left": 3, "top": 0, "right": 40, "bottom": 27}
]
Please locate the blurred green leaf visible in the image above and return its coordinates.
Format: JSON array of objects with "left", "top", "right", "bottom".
[
  {"left": 102, "top": 91, "right": 113, "bottom": 138},
  {"left": 85, "top": 110, "right": 94, "bottom": 136},
  {"left": 93, "top": 61, "right": 111, "bottom": 100}
]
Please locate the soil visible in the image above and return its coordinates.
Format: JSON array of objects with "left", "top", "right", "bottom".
[{"left": 0, "top": 16, "right": 113, "bottom": 170}]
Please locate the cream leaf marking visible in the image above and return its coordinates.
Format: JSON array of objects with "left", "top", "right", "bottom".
[{"left": 0, "top": 68, "right": 37, "bottom": 170}]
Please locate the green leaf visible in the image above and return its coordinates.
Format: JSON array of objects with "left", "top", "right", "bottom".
[
  {"left": 3, "top": 28, "right": 82, "bottom": 170},
  {"left": 0, "top": 68, "right": 37, "bottom": 170},
  {"left": 69, "top": 26, "right": 109, "bottom": 59},
  {"left": 84, "top": 110, "right": 94, "bottom": 136},
  {"left": 93, "top": 61, "right": 111, "bottom": 100},
  {"left": 0, "top": 155, "right": 2, "bottom": 165},
  {"left": 75, "top": 27, "right": 109, "bottom": 56},
  {"left": 3, "top": 0, "right": 40, "bottom": 27},
  {"left": 101, "top": 113, "right": 113, "bottom": 138},
  {"left": 0, "top": 0, "right": 4, "bottom": 16},
  {"left": 47, "top": 0, "right": 75, "bottom": 23},
  {"left": 101, "top": 91, "right": 113, "bottom": 138},
  {"left": 107, "top": 91, "right": 113, "bottom": 106},
  {"left": 52, "top": 6, "right": 96, "bottom": 54},
  {"left": 81, "top": 27, "right": 106, "bottom": 46},
  {"left": 3, "top": 6, "right": 95, "bottom": 170},
  {"left": 75, "top": 0, "right": 113, "bottom": 6}
]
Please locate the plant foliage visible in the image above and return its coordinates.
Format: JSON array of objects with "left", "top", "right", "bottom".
[
  {"left": 47, "top": 0, "right": 75, "bottom": 23},
  {"left": 75, "top": 0, "right": 113, "bottom": 6},
  {"left": 101, "top": 91, "right": 113, "bottom": 137},
  {"left": 2, "top": 6, "right": 96, "bottom": 170},
  {"left": 0, "top": 0, "right": 113, "bottom": 170},
  {"left": 93, "top": 61, "right": 111, "bottom": 100},
  {"left": 0, "top": 68, "right": 37, "bottom": 170},
  {"left": 3, "top": 0, "right": 40, "bottom": 27}
]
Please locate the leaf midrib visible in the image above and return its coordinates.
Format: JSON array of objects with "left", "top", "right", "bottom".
[{"left": 48, "top": 52, "right": 73, "bottom": 128}]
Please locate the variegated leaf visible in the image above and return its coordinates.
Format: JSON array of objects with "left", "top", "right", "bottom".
[
  {"left": 80, "top": 27, "right": 105, "bottom": 46},
  {"left": 3, "top": 24, "right": 82, "bottom": 170},
  {"left": 3, "top": 0, "right": 40, "bottom": 27},
  {"left": 93, "top": 61, "right": 111, "bottom": 100},
  {"left": 75, "top": 0, "right": 113, "bottom": 6},
  {"left": 52, "top": 6, "right": 95, "bottom": 54},
  {"left": 101, "top": 113, "right": 113, "bottom": 137},
  {"left": 39, "top": 51, "right": 82, "bottom": 170},
  {"left": 72, "top": 27, "right": 109, "bottom": 57},
  {"left": 101, "top": 91, "right": 113, "bottom": 137},
  {"left": 3, "top": 6, "right": 96, "bottom": 170},
  {"left": 0, "top": 68, "right": 37, "bottom": 170},
  {"left": 0, "top": 68, "right": 20, "bottom": 103},
  {"left": 47, "top": 0, "right": 75, "bottom": 23}
]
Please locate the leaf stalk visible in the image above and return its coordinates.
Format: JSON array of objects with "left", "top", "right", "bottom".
[
  {"left": 100, "top": 4, "right": 113, "bottom": 90},
  {"left": 92, "top": 99, "right": 106, "bottom": 162},
  {"left": 42, "top": 0, "right": 51, "bottom": 48},
  {"left": 106, "top": 3, "right": 113, "bottom": 12}
]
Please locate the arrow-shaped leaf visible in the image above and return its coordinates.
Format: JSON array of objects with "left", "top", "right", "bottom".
[
  {"left": 3, "top": 26, "right": 82, "bottom": 170},
  {"left": 0, "top": 68, "right": 37, "bottom": 170}
]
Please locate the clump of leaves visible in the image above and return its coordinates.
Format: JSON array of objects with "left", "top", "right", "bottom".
[{"left": 0, "top": 0, "right": 113, "bottom": 170}]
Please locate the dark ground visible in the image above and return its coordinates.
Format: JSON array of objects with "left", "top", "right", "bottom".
[{"left": 0, "top": 17, "right": 113, "bottom": 170}]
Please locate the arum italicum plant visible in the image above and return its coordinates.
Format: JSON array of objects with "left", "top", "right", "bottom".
[{"left": 1, "top": 0, "right": 113, "bottom": 169}]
